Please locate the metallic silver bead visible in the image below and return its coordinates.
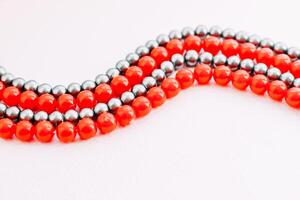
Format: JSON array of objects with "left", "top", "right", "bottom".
[
  {"left": 254, "top": 63, "right": 268, "bottom": 75},
  {"left": 171, "top": 54, "right": 184, "bottom": 69},
  {"left": 135, "top": 46, "right": 149, "bottom": 57},
  {"left": 227, "top": 56, "right": 240, "bottom": 71},
  {"left": 37, "top": 83, "right": 52, "bottom": 94},
  {"left": 132, "top": 84, "right": 146, "bottom": 96},
  {"left": 293, "top": 78, "right": 300, "bottom": 87},
  {"left": 64, "top": 109, "right": 79, "bottom": 122},
  {"left": 108, "top": 98, "right": 122, "bottom": 112},
  {"left": 19, "top": 109, "right": 34, "bottom": 121},
  {"left": 260, "top": 38, "right": 274, "bottom": 48},
  {"left": 67, "top": 83, "right": 81, "bottom": 95},
  {"left": 143, "top": 77, "right": 157, "bottom": 89},
  {"left": 106, "top": 68, "right": 120, "bottom": 79},
  {"left": 5, "top": 106, "right": 19, "bottom": 120},
  {"left": 195, "top": 25, "right": 208, "bottom": 37},
  {"left": 199, "top": 52, "right": 213, "bottom": 64},
  {"left": 160, "top": 61, "right": 174, "bottom": 76},
  {"left": 152, "top": 69, "right": 166, "bottom": 82},
  {"left": 52, "top": 85, "right": 66, "bottom": 97},
  {"left": 274, "top": 42, "right": 287, "bottom": 54},
  {"left": 0, "top": 103, "right": 7, "bottom": 118},
  {"left": 145, "top": 40, "right": 159, "bottom": 50},
  {"left": 185, "top": 50, "right": 199, "bottom": 67},
  {"left": 0, "top": 66, "right": 7, "bottom": 76},
  {"left": 79, "top": 108, "right": 94, "bottom": 119},
  {"left": 222, "top": 28, "right": 235, "bottom": 39},
  {"left": 267, "top": 67, "right": 281, "bottom": 80},
  {"left": 94, "top": 103, "right": 109, "bottom": 115},
  {"left": 1, "top": 73, "right": 14, "bottom": 84},
  {"left": 169, "top": 30, "right": 182, "bottom": 39},
  {"left": 209, "top": 25, "right": 222, "bottom": 37},
  {"left": 121, "top": 92, "right": 135, "bottom": 105},
  {"left": 115, "top": 60, "right": 130, "bottom": 73},
  {"left": 235, "top": 31, "right": 249, "bottom": 43},
  {"left": 34, "top": 111, "right": 48, "bottom": 122},
  {"left": 287, "top": 47, "right": 300, "bottom": 59},
  {"left": 95, "top": 74, "right": 109, "bottom": 85},
  {"left": 82, "top": 80, "right": 96, "bottom": 91},
  {"left": 156, "top": 34, "right": 170, "bottom": 46},
  {"left": 240, "top": 59, "right": 254, "bottom": 73},
  {"left": 126, "top": 53, "right": 139, "bottom": 65},
  {"left": 49, "top": 111, "right": 64, "bottom": 124},
  {"left": 12, "top": 78, "right": 25, "bottom": 89},
  {"left": 181, "top": 27, "right": 194, "bottom": 38},
  {"left": 213, "top": 54, "right": 227, "bottom": 67},
  {"left": 280, "top": 72, "right": 294, "bottom": 86},
  {"left": 24, "top": 80, "right": 38, "bottom": 91},
  {"left": 248, "top": 34, "right": 261, "bottom": 46}
]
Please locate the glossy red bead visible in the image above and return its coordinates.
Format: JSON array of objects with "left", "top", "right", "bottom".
[
  {"left": 239, "top": 43, "right": 256, "bottom": 59},
  {"left": 35, "top": 121, "right": 55, "bottom": 143},
  {"left": 175, "top": 68, "right": 195, "bottom": 89},
  {"left": 125, "top": 66, "right": 144, "bottom": 85},
  {"left": 250, "top": 74, "right": 269, "bottom": 95},
  {"left": 15, "top": 120, "right": 35, "bottom": 142},
  {"left": 194, "top": 64, "right": 213, "bottom": 84},
  {"left": 161, "top": 78, "right": 181, "bottom": 98},
  {"left": 150, "top": 47, "right": 169, "bottom": 65},
  {"left": 76, "top": 90, "right": 96, "bottom": 109},
  {"left": 213, "top": 65, "right": 232, "bottom": 86},
  {"left": 57, "top": 94, "right": 76, "bottom": 113},
  {"left": 95, "top": 83, "right": 114, "bottom": 103},
  {"left": 115, "top": 105, "right": 135, "bottom": 127},
  {"left": 146, "top": 87, "right": 166, "bottom": 108},
  {"left": 57, "top": 122, "right": 76, "bottom": 143},
  {"left": 2, "top": 86, "right": 20, "bottom": 106},
  {"left": 184, "top": 35, "right": 202, "bottom": 52},
  {"left": 166, "top": 39, "right": 184, "bottom": 55},
  {"left": 0, "top": 81, "right": 5, "bottom": 99},
  {"left": 267, "top": 80, "right": 287, "bottom": 101},
  {"left": 232, "top": 70, "right": 250, "bottom": 90},
  {"left": 37, "top": 94, "right": 57, "bottom": 114},
  {"left": 221, "top": 39, "right": 239, "bottom": 57},
  {"left": 203, "top": 36, "right": 221, "bottom": 55},
  {"left": 77, "top": 118, "right": 97, "bottom": 140},
  {"left": 132, "top": 96, "right": 152, "bottom": 118},
  {"left": 138, "top": 56, "right": 157, "bottom": 76},
  {"left": 97, "top": 112, "right": 117, "bottom": 134},
  {"left": 110, "top": 75, "right": 131, "bottom": 96},
  {"left": 256, "top": 48, "right": 275, "bottom": 66},
  {"left": 273, "top": 54, "right": 291, "bottom": 73},
  {"left": 19, "top": 91, "right": 38, "bottom": 110},
  {"left": 0, "top": 118, "right": 15, "bottom": 139},
  {"left": 290, "top": 60, "right": 300, "bottom": 78},
  {"left": 286, "top": 87, "right": 300, "bottom": 108}
]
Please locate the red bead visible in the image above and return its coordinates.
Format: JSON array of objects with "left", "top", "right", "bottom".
[
  {"left": 57, "top": 122, "right": 76, "bottom": 143},
  {"left": 146, "top": 87, "right": 166, "bottom": 108},
  {"left": 35, "top": 121, "right": 55, "bottom": 143},
  {"left": 256, "top": 48, "right": 275, "bottom": 66},
  {"left": 132, "top": 96, "right": 152, "bottom": 118},
  {"left": 166, "top": 39, "right": 184, "bottom": 55},
  {"left": 267, "top": 80, "right": 287, "bottom": 101},
  {"left": 138, "top": 56, "right": 157, "bottom": 76},
  {"left": 161, "top": 78, "right": 181, "bottom": 98},
  {"left": 77, "top": 118, "right": 97, "bottom": 140},
  {"left": 221, "top": 39, "right": 239, "bottom": 57},
  {"left": 125, "top": 66, "right": 144, "bottom": 85},
  {"left": 273, "top": 54, "right": 291, "bottom": 73},
  {"left": 203, "top": 36, "right": 221, "bottom": 55},
  {"left": 286, "top": 87, "right": 300, "bottom": 108},
  {"left": 239, "top": 43, "right": 256, "bottom": 59},
  {"left": 194, "top": 64, "right": 213, "bottom": 84},
  {"left": 184, "top": 36, "right": 202, "bottom": 52},
  {"left": 37, "top": 94, "right": 57, "bottom": 114},
  {"left": 232, "top": 70, "right": 250, "bottom": 90},
  {"left": 2, "top": 86, "right": 20, "bottom": 106},
  {"left": 97, "top": 112, "right": 117, "bottom": 134},
  {"left": 110, "top": 75, "right": 130, "bottom": 96},
  {"left": 57, "top": 94, "right": 76, "bottom": 113},
  {"left": 150, "top": 47, "right": 169, "bottom": 65},
  {"left": 115, "top": 105, "right": 135, "bottom": 127},
  {"left": 0, "top": 118, "right": 15, "bottom": 139},
  {"left": 250, "top": 74, "right": 269, "bottom": 95},
  {"left": 0, "top": 81, "right": 5, "bottom": 99},
  {"left": 290, "top": 60, "right": 300, "bottom": 78},
  {"left": 95, "top": 84, "right": 114, "bottom": 103},
  {"left": 19, "top": 91, "right": 38, "bottom": 109},
  {"left": 175, "top": 68, "right": 195, "bottom": 89},
  {"left": 15, "top": 121, "right": 35, "bottom": 142},
  {"left": 213, "top": 65, "right": 232, "bottom": 86},
  {"left": 76, "top": 90, "right": 96, "bottom": 109}
]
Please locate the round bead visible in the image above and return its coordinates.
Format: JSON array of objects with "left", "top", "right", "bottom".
[
  {"left": 67, "top": 83, "right": 81, "bottom": 95},
  {"left": 161, "top": 78, "right": 181, "bottom": 98},
  {"left": 64, "top": 109, "right": 79, "bottom": 122},
  {"left": 19, "top": 91, "right": 38, "bottom": 109},
  {"left": 227, "top": 56, "right": 240, "bottom": 71},
  {"left": 115, "top": 105, "right": 135, "bottom": 127},
  {"left": 195, "top": 25, "right": 208, "bottom": 37},
  {"left": 194, "top": 63, "right": 213, "bottom": 84},
  {"left": 34, "top": 111, "right": 48, "bottom": 122},
  {"left": 132, "top": 84, "right": 147, "bottom": 97},
  {"left": 267, "top": 67, "right": 281, "bottom": 80},
  {"left": 132, "top": 96, "right": 152, "bottom": 118},
  {"left": 248, "top": 34, "right": 261, "bottom": 46},
  {"left": 138, "top": 56, "right": 157, "bottom": 76},
  {"left": 256, "top": 48, "right": 275, "bottom": 66},
  {"left": 126, "top": 53, "right": 139, "bottom": 65},
  {"left": 273, "top": 54, "right": 291, "bottom": 73},
  {"left": 166, "top": 39, "right": 184, "bottom": 55},
  {"left": 260, "top": 38, "right": 274, "bottom": 48},
  {"left": 254, "top": 63, "right": 268, "bottom": 75},
  {"left": 0, "top": 81, "right": 5, "bottom": 99},
  {"left": 37, "top": 94, "right": 57, "bottom": 114},
  {"left": 52, "top": 85, "right": 66, "bottom": 97},
  {"left": 184, "top": 35, "right": 202, "bottom": 52},
  {"left": 274, "top": 42, "right": 287, "bottom": 54},
  {"left": 221, "top": 39, "right": 239, "bottom": 57},
  {"left": 57, "top": 122, "right": 76, "bottom": 143},
  {"left": 1, "top": 73, "right": 14, "bottom": 84},
  {"left": 77, "top": 118, "right": 97, "bottom": 140},
  {"left": 199, "top": 52, "right": 213, "bottom": 64},
  {"left": 120, "top": 92, "right": 135, "bottom": 105},
  {"left": 0, "top": 118, "right": 15, "bottom": 139},
  {"left": 293, "top": 78, "right": 300, "bottom": 88},
  {"left": 152, "top": 69, "right": 166, "bottom": 82},
  {"left": 79, "top": 108, "right": 94, "bottom": 119},
  {"left": 24, "top": 80, "right": 38, "bottom": 91},
  {"left": 57, "top": 94, "right": 76, "bottom": 113},
  {"left": 175, "top": 69, "right": 194, "bottom": 89},
  {"left": 239, "top": 43, "right": 256, "bottom": 59},
  {"left": 5, "top": 106, "right": 20, "bottom": 120},
  {"left": 290, "top": 60, "right": 300, "bottom": 78},
  {"left": 125, "top": 66, "right": 144, "bottom": 86},
  {"left": 250, "top": 75, "right": 269, "bottom": 95},
  {"left": 110, "top": 75, "right": 130, "bottom": 96},
  {"left": 182, "top": 26, "right": 194, "bottom": 38},
  {"left": 106, "top": 68, "right": 120, "bottom": 79},
  {"left": 280, "top": 72, "right": 294, "bottom": 87},
  {"left": 82, "top": 80, "right": 96, "bottom": 91},
  {"left": 213, "top": 65, "right": 232, "bottom": 86},
  {"left": 169, "top": 30, "right": 182, "bottom": 40},
  {"left": 108, "top": 98, "right": 122, "bottom": 112},
  {"left": 160, "top": 61, "right": 175, "bottom": 76},
  {"left": 76, "top": 90, "right": 96, "bottom": 109},
  {"left": 95, "top": 74, "right": 110, "bottom": 85},
  {"left": 95, "top": 84, "right": 114, "bottom": 103},
  {"left": 213, "top": 54, "right": 227, "bottom": 67},
  {"left": 35, "top": 121, "right": 55, "bottom": 143},
  {"left": 171, "top": 54, "right": 185, "bottom": 69},
  {"left": 222, "top": 28, "right": 235, "bottom": 39},
  {"left": 12, "top": 78, "right": 25, "bottom": 89},
  {"left": 150, "top": 47, "right": 169, "bottom": 65},
  {"left": 97, "top": 112, "right": 117, "bottom": 134},
  {"left": 287, "top": 47, "right": 300, "bottom": 59},
  {"left": 115, "top": 60, "right": 130, "bottom": 73},
  {"left": 142, "top": 77, "right": 157, "bottom": 89},
  {"left": 235, "top": 31, "right": 249, "bottom": 43},
  {"left": 15, "top": 121, "right": 35, "bottom": 142},
  {"left": 156, "top": 34, "right": 170, "bottom": 46},
  {"left": 203, "top": 36, "right": 221, "bottom": 55},
  {"left": 135, "top": 46, "right": 150, "bottom": 57},
  {"left": 19, "top": 109, "right": 34, "bottom": 121},
  {"left": 285, "top": 87, "right": 300, "bottom": 108},
  {"left": 268, "top": 80, "right": 287, "bottom": 101},
  {"left": 2, "top": 86, "right": 20, "bottom": 106},
  {"left": 0, "top": 66, "right": 7, "bottom": 76},
  {"left": 232, "top": 70, "right": 250, "bottom": 90},
  {"left": 209, "top": 25, "right": 222, "bottom": 36},
  {"left": 49, "top": 111, "right": 64, "bottom": 124},
  {"left": 240, "top": 59, "right": 254, "bottom": 73},
  {"left": 145, "top": 40, "right": 159, "bottom": 50},
  {"left": 37, "top": 83, "right": 52, "bottom": 95},
  {"left": 184, "top": 50, "right": 199, "bottom": 67},
  {"left": 146, "top": 87, "right": 166, "bottom": 108}
]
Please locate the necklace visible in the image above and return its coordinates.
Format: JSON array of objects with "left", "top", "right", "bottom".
[{"left": 0, "top": 25, "right": 299, "bottom": 143}]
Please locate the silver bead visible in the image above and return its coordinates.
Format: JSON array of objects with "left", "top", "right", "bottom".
[
  {"left": 156, "top": 34, "right": 170, "bottom": 46},
  {"left": 12, "top": 78, "right": 25, "bottom": 89},
  {"left": 181, "top": 27, "right": 194, "bottom": 38},
  {"left": 19, "top": 109, "right": 34, "bottom": 121},
  {"left": 169, "top": 30, "right": 182, "bottom": 39},
  {"left": 248, "top": 34, "right": 261, "bottom": 46},
  {"left": 274, "top": 42, "right": 287, "bottom": 54},
  {"left": 185, "top": 50, "right": 199, "bottom": 67},
  {"left": 64, "top": 109, "right": 79, "bottom": 122},
  {"left": 240, "top": 59, "right": 254, "bottom": 73},
  {"left": 5, "top": 106, "right": 19, "bottom": 120},
  {"left": 95, "top": 74, "right": 109, "bottom": 85},
  {"left": 135, "top": 46, "right": 149, "bottom": 57},
  {"left": 0, "top": 103, "right": 7, "bottom": 118},
  {"left": 34, "top": 111, "right": 48, "bottom": 122},
  {"left": 0, "top": 66, "right": 7, "bottom": 76},
  {"left": 37, "top": 83, "right": 52, "bottom": 94},
  {"left": 213, "top": 54, "right": 227, "bottom": 67},
  {"left": 267, "top": 67, "right": 281, "bottom": 80},
  {"left": 160, "top": 61, "right": 174, "bottom": 76},
  {"left": 235, "top": 31, "right": 249, "bottom": 43},
  {"left": 121, "top": 92, "right": 135, "bottom": 104},
  {"left": 222, "top": 28, "right": 235, "bottom": 39},
  {"left": 209, "top": 25, "right": 222, "bottom": 37},
  {"left": 108, "top": 98, "right": 122, "bottom": 112},
  {"left": 126, "top": 53, "right": 139, "bottom": 65},
  {"left": 106, "top": 68, "right": 120, "bottom": 79},
  {"left": 79, "top": 108, "right": 94, "bottom": 119},
  {"left": 1, "top": 73, "right": 14, "bottom": 84},
  {"left": 24, "top": 80, "right": 38, "bottom": 91},
  {"left": 52, "top": 85, "right": 66, "bottom": 97},
  {"left": 132, "top": 84, "right": 146, "bottom": 96},
  {"left": 199, "top": 52, "right": 213, "bottom": 64},
  {"left": 115, "top": 60, "right": 130, "bottom": 73},
  {"left": 152, "top": 69, "right": 166, "bottom": 82},
  {"left": 254, "top": 63, "right": 268, "bottom": 75},
  {"left": 171, "top": 54, "right": 184, "bottom": 69},
  {"left": 280, "top": 72, "right": 294, "bottom": 86},
  {"left": 49, "top": 111, "right": 64, "bottom": 124},
  {"left": 145, "top": 40, "right": 159, "bottom": 50},
  {"left": 143, "top": 77, "right": 156, "bottom": 89},
  {"left": 260, "top": 38, "right": 274, "bottom": 48},
  {"left": 195, "top": 25, "right": 208, "bottom": 37},
  {"left": 287, "top": 47, "right": 300, "bottom": 59},
  {"left": 82, "top": 80, "right": 96, "bottom": 91},
  {"left": 67, "top": 83, "right": 81, "bottom": 95},
  {"left": 227, "top": 56, "right": 240, "bottom": 71},
  {"left": 94, "top": 103, "right": 109, "bottom": 115},
  {"left": 293, "top": 78, "right": 300, "bottom": 87}
]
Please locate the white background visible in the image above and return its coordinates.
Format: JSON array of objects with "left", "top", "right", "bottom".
[{"left": 0, "top": 0, "right": 300, "bottom": 199}]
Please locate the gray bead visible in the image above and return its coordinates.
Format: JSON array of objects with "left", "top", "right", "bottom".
[
  {"left": 1, "top": 73, "right": 14, "bottom": 84},
  {"left": 254, "top": 63, "right": 268, "bottom": 75},
  {"left": 37, "top": 83, "right": 52, "bottom": 94},
  {"left": 213, "top": 54, "right": 227, "bottom": 67},
  {"left": 152, "top": 69, "right": 166, "bottom": 82},
  {"left": 222, "top": 28, "right": 235, "bottom": 39},
  {"left": 108, "top": 98, "right": 122, "bottom": 112},
  {"left": 12, "top": 78, "right": 25, "bottom": 89},
  {"left": 267, "top": 67, "right": 281, "bottom": 80},
  {"left": 199, "top": 52, "right": 213, "bottom": 64},
  {"left": 126, "top": 53, "right": 139, "bottom": 65},
  {"left": 95, "top": 74, "right": 110, "bottom": 85},
  {"left": 115, "top": 60, "right": 130, "bottom": 73},
  {"left": 171, "top": 54, "right": 184, "bottom": 69},
  {"left": 169, "top": 30, "right": 182, "bottom": 39},
  {"left": 135, "top": 46, "right": 149, "bottom": 57},
  {"left": 240, "top": 59, "right": 254, "bottom": 73},
  {"left": 0, "top": 103, "right": 7, "bottom": 118},
  {"left": 64, "top": 109, "right": 79, "bottom": 122},
  {"left": 106, "top": 68, "right": 120, "bottom": 79},
  {"left": 293, "top": 78, "right": 300, "bottom": 87},
  {"left": 280, "top": 72, "right": 294, "bottom": 86},
  {"left": 19, "top": 109, "right": 34, "bottom": 121},
  {"left": 185, "top": 50, "right": 199, "bottom": 67},
  {"left": 34, "top": 111, "right": 48, "bottom": 122},
  {"left": 0, "top": 66, "right": 7, "bottom": 76},
  {"left": 156, "top": 34, "right": 170, "bottom": 46},
  {"left": 5, "top": 106, "right": 19, "bottom": 120},
  {"left": 79, "top": 108, "right": 94, "bottom": 119},
  {"left": 209, "top": 25, "right": 222, "bottom": 37},
  {"left": 94, "top": 103, "right": 109, "bottom": 115},
  {"left": 195, "top": 25, "right": 208, "bottom": 37},
  {"left": 143, "top": 77, "right": 157, "bottom": 89},
  {"left": 67, "top": 83, "right": 81, "bottom": 95},
  {"left": 160, "top": 61, "right": 174, "bottom": 76},
  {"left": 52, "top": 85, "right": 66, "bottom": 97},
  {"left": 248, "top": 34, "right": 261, "bottom": 46},
  {"left": 235, "top": 31, "right": 249, "bottom": 43},
  {"left": 121, "top": 92, "right": 135, "bottom": 104},
  {"left": 287, "top": 47, "right": 300, "bottom": 59},
  {"left": 274, "top": 42, "right": 287, "bottom": 54},
  {"left": 49, "top": 111, "right": 64, "bottom": 124},
  {"left": 260, "top": 38, "right": 274, "bottom": 48},
  {"left": 145, "top": 40, "right": 159, "bottom": 50},
  {"left": 24, "top": 80, "right": 38, "bottom": 91},
  {"left": 82, "top": 80, "right": 96, "bottom": 91},
  {"left": 181, "top": 27, "right": 194, "bottom": 38},
  {"left": 132, "top": 84, "right": 146, "bottom": 96},
  {"left": 227, "top": 56, "right": 240, "bottom": 71}
]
